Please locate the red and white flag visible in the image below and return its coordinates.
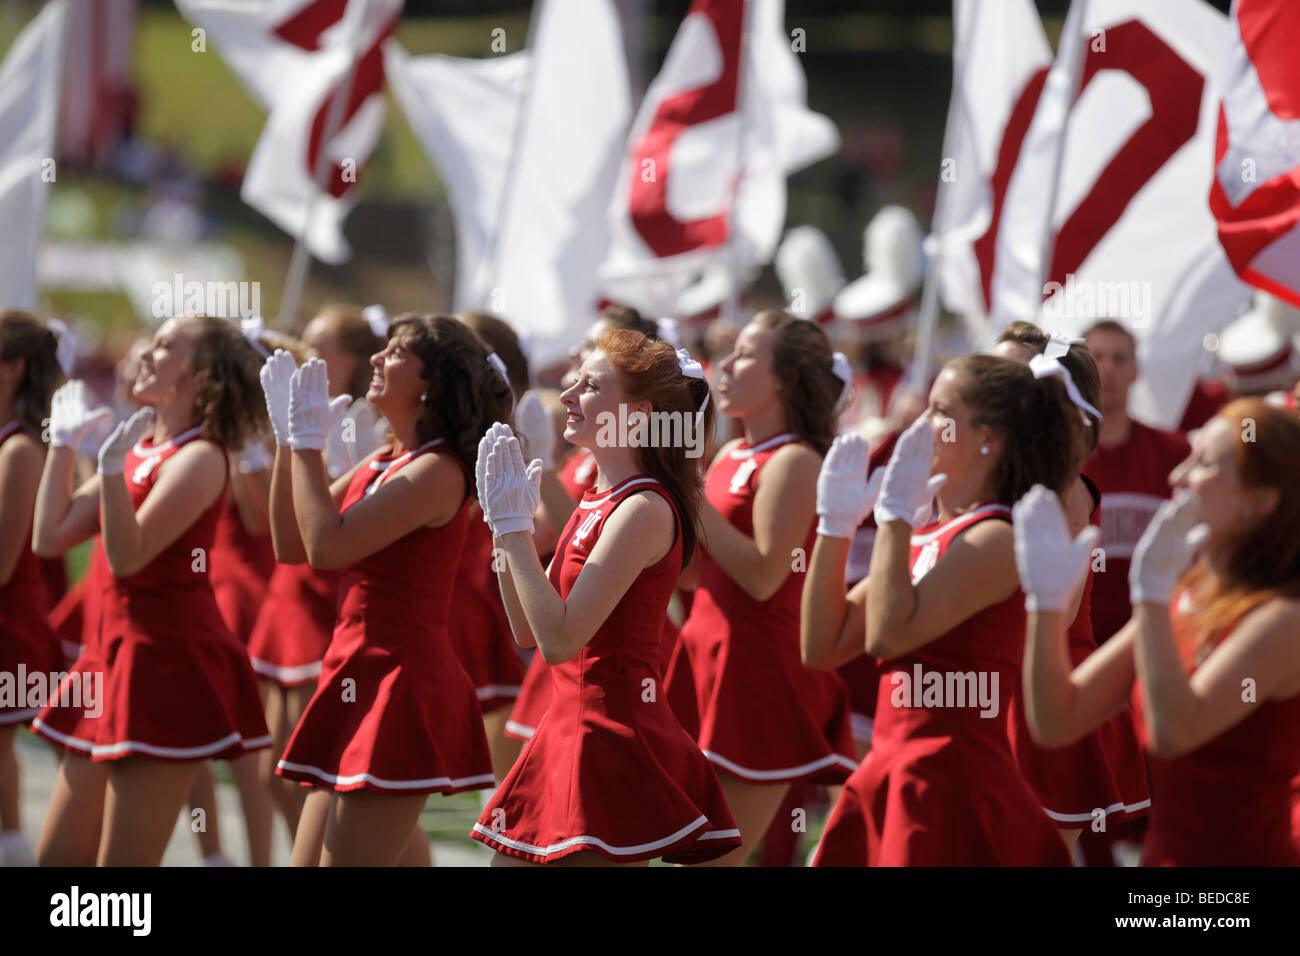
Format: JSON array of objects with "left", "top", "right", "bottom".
[
  {"left": 986, "top": 0, "right": 1250, "bottom": 429},
  {"left": 383, "top": 43, "right": 530, "bottom": 311},
  {"left": 0, "top": 0, "right": 68, "bottom": 309},
  {"left": 1210, "top": 0, "right": 1300, "bottom": 307},
  {"left": 600, "top": 0, "right": 838, "bottom": 316},
  {"left": 176, "top": 0, "right": 403, "bottom": 264},
  {"left": 933, "top": 0, "right": 1051, "bottom": 328}
]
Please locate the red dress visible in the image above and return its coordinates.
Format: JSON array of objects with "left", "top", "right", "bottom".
[
  {"left": 449, "top": 515, "right": 525, "bottom": 713},
  {"left": 276, "top": 440, "right": 494, "bottom": 794},
  {"left": 210, "top": 496, "right": 275, "bottom": 646},
  {"left": 32, "top": 427, "right": 270, "bottom": 760},
  {"left": 472, "top": 476, "right": 741, "bottom": 864},
  {"left": 666, "top": 433, "right": 856, "bottom": 784},
  {"left": 246, "top": 562, "right": 340, "bottom": 687},
  {"left": 1134, "top": 591, "right": 1300, "bottom": 866},
  {"left": 504, "top": 448, "right": 599, "bottom": 740},
  {"left": 1007, "top": 474, "right": 1150, "bottom": 828},
  {"left": 0, "top": 421, "right": 60, "bottom": 725},
  {"left": 49, "top": 540, "right": 110, "bottom": 662},
  {"left": 813, "top": 506, "right": 1072, "bottom": 866}
]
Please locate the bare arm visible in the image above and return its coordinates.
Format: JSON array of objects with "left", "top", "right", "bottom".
[
  {"left": 290, "top": 448, "right": 461, "bottom": 571},
  {"left": 32, "top": 444, "right": 101, "bottom": 558},
  {"left": 699, "top": 444, "right": 821, "bottom": 603},
  {"left": 100, "top": 441, "right": 227, "bottom": 577},
  {"left": 229, "top": 453, "right": 273, "bottom": 538},
  {"left": 801, "top": 532, "right": 870, "bottom": 669},
  {"left": 268, "top": 446, "right": 363, "bottom": 564},
  {"left": 538, "top": 470, "right": 577, "bottom": 539},
  {"left": 1135, "top": 598, "right": 1300, "bottom": 757},
  {"left": 0, "top": 435, "right": 42, "bottom": 586},
  {"left": 495, "top": 533, "right": 537, "bottom": 649},
  {"left": 866, "top": 518, "right": 1020, "bottom": 659},
  {"left": 496, "top": 491, "right": 675, "bottom": 665}
]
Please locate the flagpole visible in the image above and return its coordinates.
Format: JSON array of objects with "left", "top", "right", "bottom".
[
  {"left": 275, "top": 0, "right": 369, "bottom": 332},
  {"left": 1033, "top": 0, "right": 1089, "bottom": 324},
  {"left": 476, "top": 1, "right": 542, "bottom": 312},
  {"left": 907, "top": 0, "right": 975, "bottom": 397},
  {"left": 723, "top": 0, "right": 754, "bottom": 329}
]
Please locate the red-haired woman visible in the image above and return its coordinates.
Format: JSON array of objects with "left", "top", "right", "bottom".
[
  {"left": 266, "top": 315, "right": 508, "bottom": 866},
  {"left": 1014, "top": 398, "right": 1300, "bottom": 865},
  {"left": 664, "top": 310, "right": 857, "bottom": 866},
  {"left": 803, "top": 355, "right": 1080, "bottom": 865},
  {"left": 0, "top": 312, "right": 66, "bottom": 866},
  {"left": 32, "top": 315, "right": 271, "bottom": 866},
  {"left": 471, "top": 330, "right": 740, "bottom": 865}
]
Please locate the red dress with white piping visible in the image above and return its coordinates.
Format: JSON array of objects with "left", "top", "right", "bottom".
[
  {"left": 1135, "top": 589, "right": 1300, "bottom": 866},
  {"left": 813, "top": 506, "right": 1071, "bottom": 865},
  {"left": 32, "top": 427, "right": 270, "bottom": 760},
  {"left": 1008, "top": 474, "right": 1150, "bottom": 828},
  {"left": 472, "top": 476, "right": 740, "bottom": 864},
  {"left": 210, "top": 496, "right": 275, "bottom": 646},
  {"left": 665, "top": 433, "right": 857, "bottom": 784},
  {"left": 276, "top": 440, "right": 493, "bottom": 794},
  {"left": 0, "top": 420, "right": 61, "bottom": 725},
  {"left": 246, "top": 561, "right": 340, "bottom": 687},
  {"left": 449, "top": 514, "right": 525, "bottom": 713}
]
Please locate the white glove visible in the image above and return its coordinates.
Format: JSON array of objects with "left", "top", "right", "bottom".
[
  {"left": 483, "top": 435, "right": 542, "bottom": 536},
  {"left": 97, "top": 407, "right": 155, "bottom": 476},
  {"left": 874, "top": 415, "right": 947, "bottom": 528},
  {"left": 1130, "top": 493, "right": 1208, "bottom": 607},
  {"left": 287, "top": 359, "right": 335, "bottom": 451},
  {"left": 515, "top": 390, "right": 556, "bottom": 471},
  {"left": 816, "top": 435, "right": 882, "bottom": 538},
  {"left": 1012, "top": 484, "right": 1100, "bottom": 612},
  {"left": 476, "top": 422, "right": 516, "bottom": 523},
  {"left": 48, "top": 380, "right": 112, "bottom": 449},
  {"left": 259, "top": 350, "right": 297, "bottom": 446},
  {"left": 235, "top": 438, "right": 274, "bottom": 475}
]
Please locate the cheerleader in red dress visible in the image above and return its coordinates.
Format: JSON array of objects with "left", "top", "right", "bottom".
[
  {"left": 804, "top": 355, "right": 1081, "bottom": 865},
  {"left": 0, "top": 312, "right": 65, "bottom": 866},
  {"left": 266, "top": 314, "right": 510, "bottom": 867},
  {"left": 30, "top": 315, "right": 271, "bottom": 866},
  {"left": 991, "top": 327, "right": 1149, "bottom": 851},
  {"left": 472, "top": 329, "right": 740, "bottom": 865},
  {"left": 661, "top": 310, "right": 855, "bottom": 866},
  {"left": 1013, "top": 398, "right": 1300, "bottom": 865}
]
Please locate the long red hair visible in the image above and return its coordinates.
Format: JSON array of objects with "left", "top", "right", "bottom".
[{"left": 1179, "top": 398, "right": 1300, "bottom": 660}]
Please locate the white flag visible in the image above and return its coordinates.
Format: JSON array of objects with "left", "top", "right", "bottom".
[
  {"left": 600, "top": 0, "right": 838, "bottom": 316},
  {"left": 383, "top": 42, "right": 530, "bottom": 311},
  {"left": 992, "top": 0, "right": 1251, "bottom": 429},
  {"left": 479, "top": 0, "right": 631, "bottom": 367},
  {"left": 1210, "top": 0, "right": 1300, "bottom": 307},
  {"left": 177, "top": 0, "right": 402, "bottom": 264},
  {"left": 0, "top": 0, "right": 68, "bottom": 308},
  {"left": 934, "top": 0, "right": 1051, "bottom": 325}
]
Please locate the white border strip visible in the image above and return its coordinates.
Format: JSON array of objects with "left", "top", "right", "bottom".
[
  {"left": 704, "top": 749, "right": 858, "bottom": 781},
  {"left": 910, "top": 504, "right": 1011, "bottom": 546},
  {"left": 472, "top": 814, "right": 729, "bottom": 858},
  {"left": 504, "top": 720, "right": 536, "bottom": 739},
  {"left": 249, "top": 657, "right": 323, "bottom": 684},
  {"left": 728, "top": 432, "right": 798, "bottom": 459},
  {"left": 34, "top": 719, "right": 271, "bottom": 759},
  {"left": 578, "top": 476, "right": 662, "bottom": 509},
  {"left": 277, "top": 759, "right": 495, "bottom": 792},
  {"left": 1043, "top": 798, "right": 1152, "bottom": 824}
]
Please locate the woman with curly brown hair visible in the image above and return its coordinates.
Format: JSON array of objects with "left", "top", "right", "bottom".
[
  {"left": 265, "top": 314, "right": 513, "bottom": 866},
  {"left": 30, "top": 314, "right": 272, "bottom": 866}
]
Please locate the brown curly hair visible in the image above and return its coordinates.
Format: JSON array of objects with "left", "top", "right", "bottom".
[
  {"left": 386, "top": 314, "right": 515, "bottom": 485},
  {"left": 0, "top": 310, "right": 63, "bottom": 438},
  {"left": 186, "top": 316, "right": 269, "bottom": 450}
]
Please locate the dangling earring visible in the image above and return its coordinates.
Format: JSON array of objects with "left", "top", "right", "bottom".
[
  {"left": 980, "top": 445, "right": 989, "bottom": 456},
  {"left": 419, "top": 392, "right": 427, "bottom": 402}
]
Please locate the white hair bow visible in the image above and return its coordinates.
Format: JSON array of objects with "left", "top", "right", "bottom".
[
  {"left": 831, "top": 351, "right": 854, "bottom": 411},
  {"left": 239, "top": 315, "right": 271, "bottom": 358},
  {"left": 363, "top": 304, "right": 390, "bottom": 339},
  {"left": 486, "top": 352, "right": 516, "bottom": 414},
  {"left": 47, "top": 318, "right": 77, "bottom": 375},
  {"left": 1044, "top": 333, "right": 1085, "bottom": 360},
  {"left": 1029, "top": 352, "right": 1101, "bottom": 425},
  {"left": 656, "top": 317, "right": 683, "bottom": 350},
  {"left": 676, "top": 346, "right": 710, "bottom": 414}
]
